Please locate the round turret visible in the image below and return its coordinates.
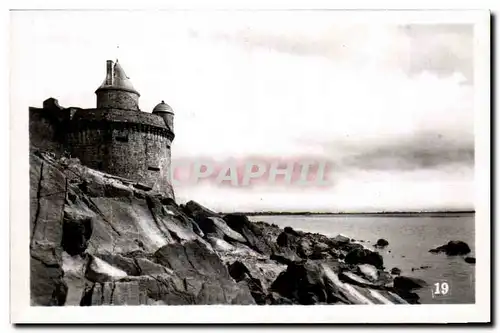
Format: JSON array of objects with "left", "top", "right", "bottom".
[
  {"left": 152, "top": 100, "right": 174, "bottom": 132},
  {"left": 153, "top": 100, "right": 173, "bottom": 113},
  {"left": 95, "top": 60, "right": 140, "bottom": 111}
]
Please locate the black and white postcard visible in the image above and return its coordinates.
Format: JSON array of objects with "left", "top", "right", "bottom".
[{"left": 10, "top": 8, "right": 491, "bottom": 324}]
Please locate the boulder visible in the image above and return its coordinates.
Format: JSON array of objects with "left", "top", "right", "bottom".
[
  {"left": 341, "top": 242, "right": 365, "bottom": 253},
  {"left": 133, "top": 257, "right": 171, "bottom": 275},
  {"left": 206, "top": 236, "right": 236, "bottom": 252},
  {"left": 298, "top": 239, "right": 315, "bottom": 258},
  {"left": 464, "top": 256, "right": 476, "bottom": 264},
  {"left": 283, "top": 226, "right": 303, "bottom": 237},
  {"left": 395, "top": 291, "right": 420, "bottom": 304},
  {"left": 154, "top": 240, "right": 229, "bottom": 279},
  {"left": 332, "top": 234, "right": 350, "bottom": 244},
  {"left": 345, "top": 248, "right": 384, "bottom": 269},
  {"left": 313, "top": 242, "right": 330, "bottom": 253},
  {"left": 393, "top": 276, "right": 427, "bottom": 291},
  {"left": 264, "top": 292, "right": 294, "bottom": 305},
  {"left": 197, "top": 217, "right": 246, "bottom": 243},
  {"left": 276, "top": 227, "right": 317, "bottom": 259},
  {"left": 227, "top": 261, "right": 266, "bottom": 304},
  {"left": 227, "top": 261, "right": 252, "bottom": 282},
  {"left": 309, "top": 242, "right": 331, "bottom": 260},
  {"left": 92, "top": 253, "right": 149, "bottom": 276},
  {"left": 276, "top": 230, "right": 299, "bottom": 249},
  {"left": 375, "top": 238, "right": 389, "bottom": 247},
  {"left": 390, "top": 267, "right": 401, "bottom": 275},
  {"left": 223, "top": 214, "right": 275, "bottom": 255},
  {"left": 270, "top": 251, "right": 301, "bottom": 266},
  {"left": 85, "top": 255, "right": 128, "bottom": 283},
  {"left": 357, "top": 264, "right": 379, "bottom": 281},
  {"left": 271, "top": 260, "right": 330, "bottom": 305},
  {"left": 429, "top": 241, "right": 471, "bottom": 256},
  {"left": 146, "top": 196, "right": 204, "bottom": 242},
  {"left": 182, "top": 200, "right": 220, "bottom": 222}
]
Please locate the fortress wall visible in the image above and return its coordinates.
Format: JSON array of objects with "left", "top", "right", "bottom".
[
  {"left": 69, "top": 123, "right": 173, "bottom": 197},
  {"left": 139, "top": 130, "right": 173, "bottom": 196},
  {"left": 96, "top": 90, "right": 140, "bottom": 111},
  {"left": 67, "top": 127, "right": 112, "bottom": 170},
  {"left": 163, "top": 113, "right": 174, "bottom": 133},
  {"left": 29, "top": 108, "right": 66, "bottom": 155}
]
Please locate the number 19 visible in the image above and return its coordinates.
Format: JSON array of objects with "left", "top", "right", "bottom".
[{"left": 434, "top": 282, "right": 449, "bottom": 295}]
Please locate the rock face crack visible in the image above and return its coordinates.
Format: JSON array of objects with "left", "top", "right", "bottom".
[
  {"left": 133, "top": 258, "right": 143, "bottom": 275},
  {"left": 146, "top": 196, "right": 173, "bottom": 241},
  {"left": 182, "top": 245, "right": 197, "bottom": 272},
  {"left": 109, "top": 282, "right": 116, "bottom": 305},
  {"left": 80, "top": 283, "right": 95, "bottom": 306},
  {"left": 100, "top": 283, "right": 105, "bottom": 305},
  {"left": 31, "top": 161, "right": 44, "bottom": 247},
  {"left": 86, "top": 196, "right": 121, "bottom": 236}
]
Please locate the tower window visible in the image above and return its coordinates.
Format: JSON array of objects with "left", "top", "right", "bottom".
[
  {"left": 115, "top": 135, "right": 128, "bottom": 142},
  {"left": 148, "top": 166, "right": 160, "bottom": 172}
]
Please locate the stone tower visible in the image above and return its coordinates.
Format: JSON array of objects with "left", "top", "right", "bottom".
[
  {"left": 30, "top": 60, "right": 176, "bottom": 198},
  {"left": 95, "top": 60, "right": 140, "bottom": 111}
]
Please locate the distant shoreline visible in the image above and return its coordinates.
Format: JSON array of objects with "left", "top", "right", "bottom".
[{"left": 223, "top": 211, "right": 475, "bottom": 217}]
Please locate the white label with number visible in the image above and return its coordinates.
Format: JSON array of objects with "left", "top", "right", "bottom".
[{"left": 433, "top": 282, "right": 450, "bottom": 295}]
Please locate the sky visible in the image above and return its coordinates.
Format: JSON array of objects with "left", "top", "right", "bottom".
[{"left": 11, "top": 11, "right": 475, "bottom": 212}]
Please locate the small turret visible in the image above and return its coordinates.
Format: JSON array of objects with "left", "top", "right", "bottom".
[
  {"left": 152, "top": 100, "right": 174, "bottom": 132},
  {"left": 95, "top": 60, "right": 140, "bottom": 111}
]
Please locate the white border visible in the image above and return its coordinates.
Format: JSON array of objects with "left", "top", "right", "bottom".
[{"left": 9, "top": 8, "right": 491, "bottom": 324}]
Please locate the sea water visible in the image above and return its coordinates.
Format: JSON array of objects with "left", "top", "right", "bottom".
[{"left": 249, "top": 213, "right": 475, "bottom": 304}]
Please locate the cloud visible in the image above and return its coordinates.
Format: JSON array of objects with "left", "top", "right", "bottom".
[
  {"left": 323, "top": 132, "right": 474, "bottom": 171},
  {"left": 399, "top": 24, "right": 474, "bottom": 83},
  {"left": 208, "top": 23, "right": 473, "bottom": 83}
]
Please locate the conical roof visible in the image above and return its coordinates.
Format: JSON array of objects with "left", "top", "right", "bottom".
[{"left": 96, "top": 60, "right": 139, "bottom": 95}]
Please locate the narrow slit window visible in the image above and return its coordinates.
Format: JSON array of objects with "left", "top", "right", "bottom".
[
  {"left": 148, "top": 166, "right": 160, "bottom": 172},
  {"left": 115, "top": 135, "right": 129, "bottom": 142}
]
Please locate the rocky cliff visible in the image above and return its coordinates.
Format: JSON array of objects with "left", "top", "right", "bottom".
[{"left": 30, "top": 150, "right": 422, "bottom": 306}]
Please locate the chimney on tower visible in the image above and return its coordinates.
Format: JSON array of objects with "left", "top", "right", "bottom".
[{"left": 105, "top": 60, "right": 114, "bottom": 85}]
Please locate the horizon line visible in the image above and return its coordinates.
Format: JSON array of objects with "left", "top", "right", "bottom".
[{"left": 219, "top": 210, "right": 476, "bottom": 215}]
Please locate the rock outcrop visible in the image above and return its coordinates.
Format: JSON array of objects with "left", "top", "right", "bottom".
[
  {"left": 30, "top": 151, "right": 423, "bottom": 306},
  {"left": 390, "top": 267, "right": 401, "bottom": 275},
  {"left": 464, "top": 256, "right": 476, "bottom": 264},
  {"left": 429, "top": 241, "right": 471, "bottom": 256},
  {"left": 375, "top": 238, "right": 389, "bottom": 248},
  {"left": 393, "top": 276, "right": 427, "bottom": 291},
  {"left": 345, "top": 248, "right": 384, "bottom": 269},
  {"left": 30, "top": 152, "right": 68, "bottom": 306}
]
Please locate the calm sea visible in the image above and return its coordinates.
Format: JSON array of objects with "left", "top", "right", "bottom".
[{"left": 249, "top": 213, "right": 475, "bottom": 304}]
